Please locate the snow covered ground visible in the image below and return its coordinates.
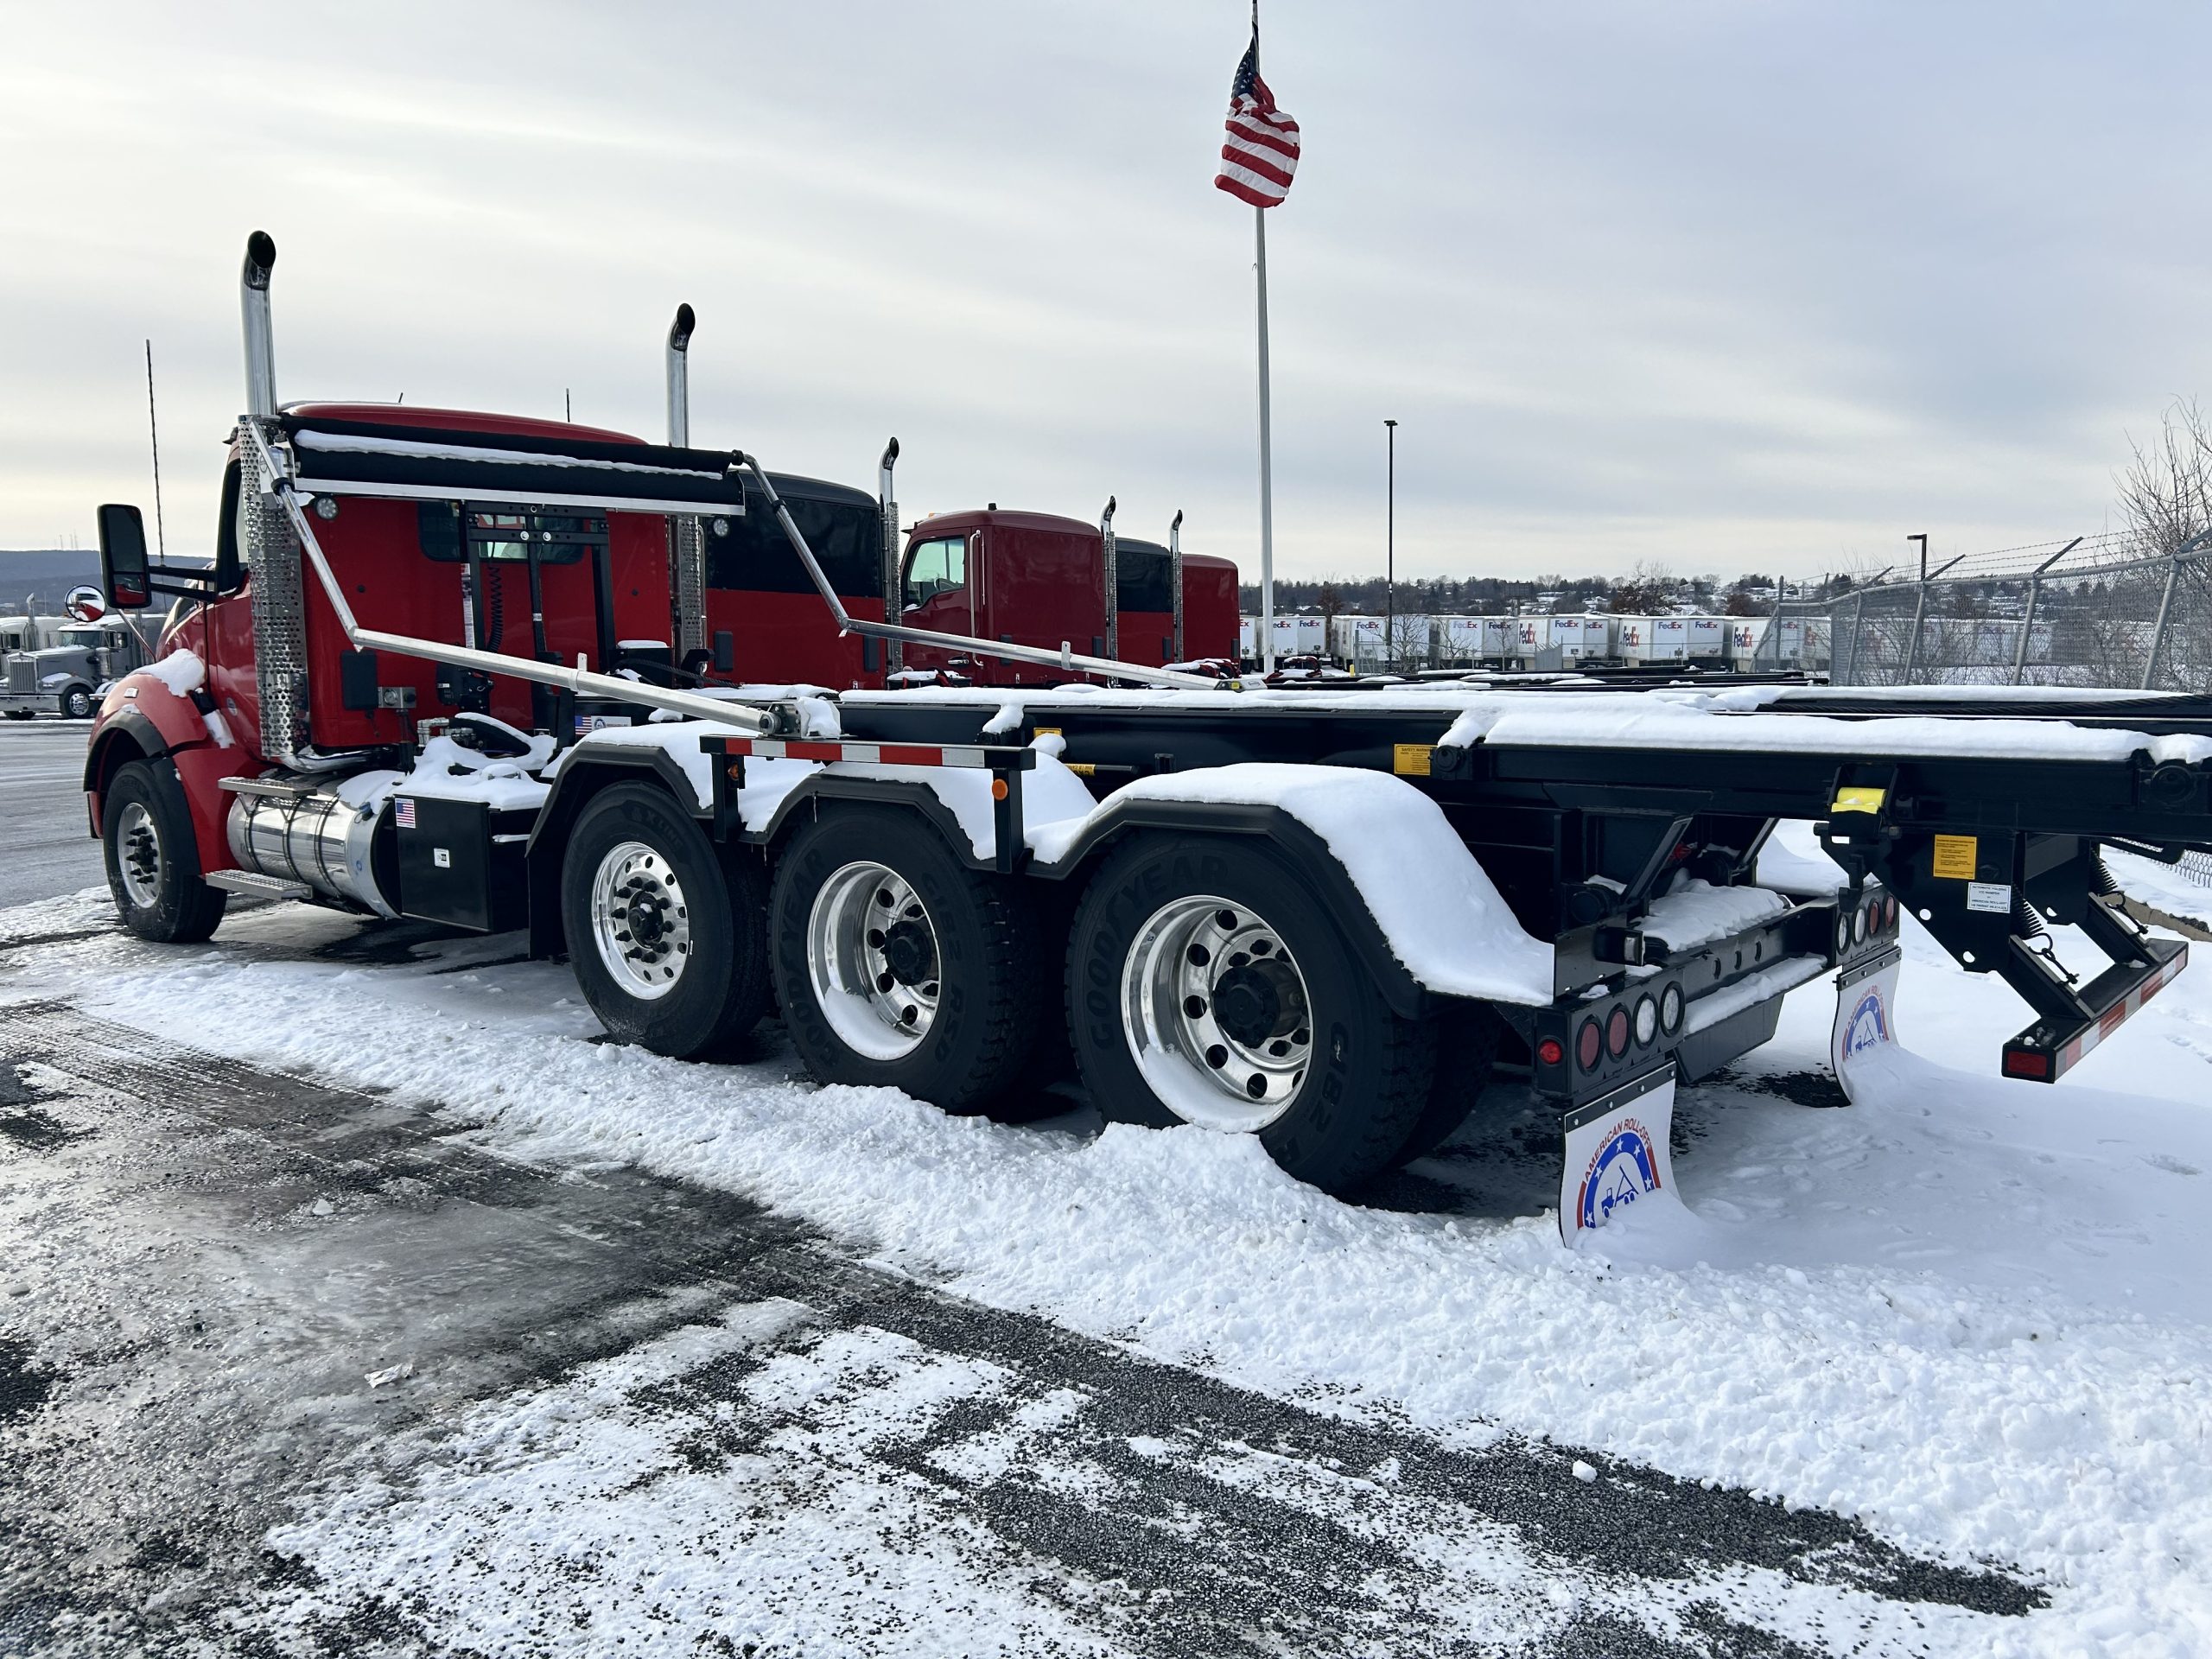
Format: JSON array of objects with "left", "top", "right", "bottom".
[{"left": 3, "top": 823, "right": 2210, "bottom": 1655}]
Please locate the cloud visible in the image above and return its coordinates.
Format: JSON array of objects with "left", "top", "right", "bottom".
[{"left": 2, "top": 1, "right": 2207, "bottom": 582}]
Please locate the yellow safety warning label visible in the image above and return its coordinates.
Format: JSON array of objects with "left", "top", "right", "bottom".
[
  {"left": 1393, "top": 743, "right": 1433, "bottom": 777},
  {"left": 1931, "top": 834, "right": 1980, "bottom": 880}
]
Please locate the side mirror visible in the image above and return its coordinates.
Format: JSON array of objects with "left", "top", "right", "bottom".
[{"left": 97, "top": 504, "right": 152, "bottom": 610}]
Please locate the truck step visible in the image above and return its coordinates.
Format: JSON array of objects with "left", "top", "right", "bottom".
[
  {"left": 206, "top": 869, "right": 313, "bottom": 902},
  {"left": 219, "top": 775, "right": 320, "bottom": 798}
]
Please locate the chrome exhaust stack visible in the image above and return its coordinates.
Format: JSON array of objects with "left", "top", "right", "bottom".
[
  {"left": 666, "top": 302, "right": 706, "bottom": 658},
  {"left": 878, "top": 438, "right": 903, "bottom": 677},
  {"left": 1169, "top": 509, "right": 1185, "bottom": 664},
  {"left": 1100, "top": 495, "right": 1119, "bottom": 664},
  {"left": 238, "top": 231, "right": 314, "bottom": 765},
  {"left": 241, "top": 231, "right": 278, "bottom": 420},
  {"left": 665, "top": 302, "right": 694, "bottom": 445}
]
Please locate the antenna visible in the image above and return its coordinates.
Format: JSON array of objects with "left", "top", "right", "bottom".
[
  {"left": 565, "top": 388, "right": 573, "bottom": 423},
  {"left": 144, "top": 340, "right": 168, "bottom": 561}
]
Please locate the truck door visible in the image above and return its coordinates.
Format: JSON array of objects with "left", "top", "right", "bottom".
[{"left": 900, "top": 529, "right": 993, "bottom": 680}]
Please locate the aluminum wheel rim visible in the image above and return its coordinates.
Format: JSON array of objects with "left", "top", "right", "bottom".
[
  {"left": 117, "top": 801, "right": 162, "bottom": 908},
  {"left": 806, "top": 861, "right": 940, "bottom": 1062},
  {"left": 1120, "top": 893, "right": 1313, "bottom": 1132},
  {"left": 589, "top": 840, "right": 693, "bottom": 1001}
]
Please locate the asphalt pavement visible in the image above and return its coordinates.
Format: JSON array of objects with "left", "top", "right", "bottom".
[
  {"left": 0, "top": 731, "right": 2047, "bottom": 1656},
  {"left": 0, "top": 717, "right": 101, "bottom": 908}
]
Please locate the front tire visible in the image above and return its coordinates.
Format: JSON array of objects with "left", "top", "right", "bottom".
[
  {"left": 560, "top": 782, "right": 770, "bottom": 1058},
  {"left": 101, "top": 759, "right": 226, "bottom": 943},
  {"left": 770, "top": 805, "right": 1043, "bottom": 1113},
  {"left": 1066, "top": 833, "right": 1439, "bottom": 1194},
  {"left": 60, "top": 686, "right": 94, "bottom": 720}
]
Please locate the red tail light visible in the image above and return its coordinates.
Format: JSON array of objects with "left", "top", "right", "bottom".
[
  {"left": 1537, "top": 1037, "right": 1566, "bottom": 1067},
  {"left": 2003, "top": 1049, "right": 2051, "bottom": 1080}
]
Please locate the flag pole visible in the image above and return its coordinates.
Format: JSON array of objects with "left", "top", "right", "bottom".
[{"left": 1255, "top": 202, "right": 1275, "bottom": 674}]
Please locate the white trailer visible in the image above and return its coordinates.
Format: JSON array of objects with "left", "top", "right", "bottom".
[{"left": 1617, "top": 616, "right": 1693, "bottom": 665}]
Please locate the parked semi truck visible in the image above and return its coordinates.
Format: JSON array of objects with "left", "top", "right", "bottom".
[
  {"left": 3, "top": 594, "right": 149, "bottom": 719},
  {"left": 81, "top": 236, "right": 2212, "bottom": 1223}
]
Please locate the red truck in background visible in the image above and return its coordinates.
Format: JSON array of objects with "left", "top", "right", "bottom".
[{"left": 895, "top": 509, "right": 1238, "bottom": 687}]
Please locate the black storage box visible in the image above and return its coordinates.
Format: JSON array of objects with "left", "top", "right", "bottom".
[{"left": 393, "top": 794, "right": 531, "bottom": 933}]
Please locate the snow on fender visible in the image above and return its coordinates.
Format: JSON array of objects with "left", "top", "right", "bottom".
[
  {"left": 1558, "top": 1064, "right": 1681, "bottom": 1247},
  {"left": 1031, "top": 763, "right": 1555, "bottom": 1007}
]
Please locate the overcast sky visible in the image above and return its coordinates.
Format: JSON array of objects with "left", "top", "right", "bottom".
[{"left": 4, "top": 2, "right": 2211, "bottom": 583}]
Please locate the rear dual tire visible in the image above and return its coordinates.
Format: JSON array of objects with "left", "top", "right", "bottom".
[
  {"left": 770, "top": 806, "right": 1045, "bottom": 1114},
  {"left": 1065, "top": 834, "right": 1439, "bottom": 1193}
]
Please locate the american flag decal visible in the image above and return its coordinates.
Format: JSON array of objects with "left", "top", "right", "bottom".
[
  {"left": 394, "top": 798, "right": 416, "bottom": 829},
  {"left": 1213, "top": 30, "right": 1300, "bottom": 208}
]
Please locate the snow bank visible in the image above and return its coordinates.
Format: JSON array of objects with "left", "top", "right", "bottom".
[
  {"left": 1033, "top": 764, "right": 1554, "bottom": 1007},
  {"left": 16, "top": 812, "right": 2212, "bottom": 1649}
]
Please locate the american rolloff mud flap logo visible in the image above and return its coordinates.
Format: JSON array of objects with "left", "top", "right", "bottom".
[
  {"left": 1830, "top": 947, "right": 1902, "bottom": 1103},
  {"left": 1558, "top": 1064, "right": 1681, "bottom": 1248}
]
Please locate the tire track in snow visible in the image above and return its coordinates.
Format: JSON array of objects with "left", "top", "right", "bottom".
[{"left": 0, "top": 1001, "right": 2041, "bottom": 1656}]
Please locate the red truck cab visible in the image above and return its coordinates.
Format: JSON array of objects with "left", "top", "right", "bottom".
[
  {"left": 702, "top": 473, "right": 887, "bottom": 690},
  {"left": 94, "top": 403, "right": 681, "bottom": 876},
  {"left": 895, "top": 511, "right": 1239, "bottom": 685}
]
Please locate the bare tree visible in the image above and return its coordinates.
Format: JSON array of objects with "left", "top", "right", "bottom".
[
  {"left": 2117, "top": 397, "right": 2212, "bottom": 561},
  {"left": 2112, "top": 399, "right": 2212, "bottom": 690},
  {"left": 1609, "top": 559, "right": 1675, "bottom": 615}
]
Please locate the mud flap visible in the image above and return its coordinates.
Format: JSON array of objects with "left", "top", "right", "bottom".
[
  {"left": 1830, "top": 945, "right": 1904, "bottom": 1103},
  {"left": 1558, "top": 1063, "right": 1681, "bottom": 1248}
]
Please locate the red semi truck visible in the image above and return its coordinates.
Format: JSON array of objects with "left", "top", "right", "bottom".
[{"left": 79, "top": 234, "right": 2212, "bottom": 1213}]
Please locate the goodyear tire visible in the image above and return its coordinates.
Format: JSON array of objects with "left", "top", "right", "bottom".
[
  {"left": 770, "top": 805, "right": 1043, "bottom": 1113},
  {"left": 561, "top": 782, "right": 770, "bottom": 1058},
  {"left": 1390, "top": 999, "right": 1505, "bottom": 1166},
  {"left": 1066, "top": 833, "right": 1438, "bottom": 1194},
  {"left": 101, "top": 758, "right": 226, "bottom": 944}
]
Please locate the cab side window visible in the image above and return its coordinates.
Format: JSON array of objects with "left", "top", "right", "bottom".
[{"left": 903, "top": 537, "right": 966, "bottom": 610}]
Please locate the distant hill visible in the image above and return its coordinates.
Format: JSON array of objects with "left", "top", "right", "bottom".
[{"left": 0, "top": 550, "right": 99, "bottom": 611}]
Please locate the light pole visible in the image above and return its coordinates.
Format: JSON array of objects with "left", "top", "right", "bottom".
[{"left": 1384, "top": 418, "right": 1397, "bottom": 671}]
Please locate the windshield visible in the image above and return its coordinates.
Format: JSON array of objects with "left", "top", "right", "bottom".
[{"left": 58, "top": 628, "right": 106, "bottom": 648}]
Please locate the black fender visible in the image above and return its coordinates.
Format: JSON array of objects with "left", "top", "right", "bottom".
[
  {"left": 524, "top": 746, "right": 715, "bottom": 958},
  {"left": 83, "top": 705, "right": 174, "bottom": 823},
  {"left": 742, "top": 773, "right": 992, "bottom": 871},
  {"left": 1036, "top": 798, "right": 1432, "bottom": 1022}
]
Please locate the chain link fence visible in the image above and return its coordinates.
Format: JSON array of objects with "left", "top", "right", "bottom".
[{"left": 1776, "top": 531, "right": 2212, "bottom": 691}]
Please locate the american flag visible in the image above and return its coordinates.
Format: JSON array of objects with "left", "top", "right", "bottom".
[
  {"left": 1213, "top": 30, "right": 1300, "bottom": 208},
  {"left": 394, "top": 798, "right": 416, "bottom": 829}
]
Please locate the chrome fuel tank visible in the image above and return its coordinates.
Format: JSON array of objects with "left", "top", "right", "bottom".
[{"left": 225, "top": 769, "right": 403, "bottom": 917}]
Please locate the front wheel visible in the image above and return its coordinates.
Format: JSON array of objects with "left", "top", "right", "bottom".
[
  {"left": 101, "top": 759, "right": 226, "bottom": 943},
  {"left": 1066, "top": 834, "right": 1438, "bottom": 1194},
  {"left": 560, "top": 782, "right": 770, "bottom": 1058},
  {"left": 60, "top": 686, "right": 94, "bottom": 719}
]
